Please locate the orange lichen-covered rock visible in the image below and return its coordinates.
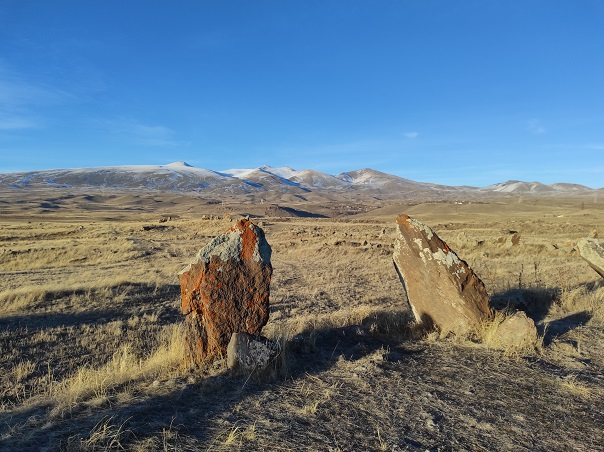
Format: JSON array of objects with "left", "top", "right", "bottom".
[
  {"left": 179, "top": 219, "right": 272, "bottom": 365},
  {"left": 393, "top": 214, "right": 492, "bottom": 336}
]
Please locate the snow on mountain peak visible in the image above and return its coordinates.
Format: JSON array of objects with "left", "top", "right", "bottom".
[{"left": 165, "top": 161, "right": 193, "bottom": 168}]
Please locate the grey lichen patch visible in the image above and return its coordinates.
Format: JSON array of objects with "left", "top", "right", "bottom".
[
  {"left": 433, "top": 247, "right": 459, "bottom": 269},
  {"left": 179, "top": 230, "right": 242, "bottom": 275},
  {"left": 410, "top": 218, "right": 434, "bottom": 240}
]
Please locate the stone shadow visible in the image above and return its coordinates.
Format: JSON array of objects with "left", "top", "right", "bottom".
[
  {"left": 490, "top": 284, "right": 596, "bottom": 345},
  {"left": 490, "top": 286, "right": 560, "bottom": 323},
  {"left": 1, "top": 319, "right": 422, "bottom": 450},
  {"left": 541, "top": 311, "right": 593, "bottom": 345}
]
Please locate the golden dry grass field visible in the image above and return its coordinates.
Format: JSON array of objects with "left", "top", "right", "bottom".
[{"left": 1, "top": 188, "right": 603, "bottom": 451}]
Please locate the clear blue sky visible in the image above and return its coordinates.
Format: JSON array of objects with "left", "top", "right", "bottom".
[{"left": 1, "top": 1, "right": 603, "bottom": 187}]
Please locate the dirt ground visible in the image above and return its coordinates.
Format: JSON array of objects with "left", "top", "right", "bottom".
[{"left": 0, "top": 188, "right": 603, "bottom": 451}]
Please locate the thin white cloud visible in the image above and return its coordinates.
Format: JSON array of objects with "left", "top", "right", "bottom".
[
  {"left": 404, "top": 131, "right": 419, "bottom": 139},
  {"left": 0, "top": 113, "right": 39, "bottom": 130},
  {"left": 526, "top": 118, "right": 546, "bottom": 135},
  {"left": 0, "top": 65, "right": 73, "bottom": 131},
  {"left": 95, "top": 117, "right": 190, "bottom": 147},
  {"left": 585, "top": 143, "right": 604, "bottom": 150}
]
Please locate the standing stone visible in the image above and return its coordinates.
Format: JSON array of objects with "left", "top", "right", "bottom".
[
  {"left": 577, "top": 238, "right": 604, "bottom": 278},
  {"left": 179, "top": 219, "right": 272, "bottom": 365},
  {"left": 393, "top": 214, "right": 492, "bottom": 335}
]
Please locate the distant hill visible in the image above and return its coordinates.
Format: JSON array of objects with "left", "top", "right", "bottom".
[
  {"left": 486, "top": 180, "right": 593, "bottom": 194},
  {"left": 0, "top": 162, "right": 596, "bottom": 201}
]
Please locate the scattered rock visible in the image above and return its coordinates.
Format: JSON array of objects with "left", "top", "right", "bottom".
[
  {"left": 503, "top": 232, "right": 521, "bottom": 249},
  {"left": 392, "top": 214, "right": 492, "bottom": 336},
  {"left": 179, "top": 219, "right": 272, "bottom": 365},
  {"left": 227, "top": 332, "right": 279, "bottom": 373},
  {"left": 494, "top": 311, "right": 537, "bottom": 350},
  {"left": 576, "top": 238, "right": 604, "bottom": 278}
]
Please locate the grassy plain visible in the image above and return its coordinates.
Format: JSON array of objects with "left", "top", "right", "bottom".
[{"left": 0, "top": 188, "right": 603, "bottom": 450}]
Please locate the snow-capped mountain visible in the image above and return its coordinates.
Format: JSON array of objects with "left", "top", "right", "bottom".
[
  {"left": 486, "top": 180, "right": 592, "bottom": 194},
  {"left": 0, "top": 162, "right": 596, "bottom": 200}
]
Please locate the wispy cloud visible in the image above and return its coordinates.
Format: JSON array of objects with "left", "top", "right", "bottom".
[
  {"left": 404, "top": 131, "right": 419, "bottom": 139},
  {"left": 526, "top": 118, "right": 546, "bottom": 135},
  {"left": 585, "top": 143, "right": 604, "bottom": 150},
  {"left": 0, "top": 113, "right": 39, "bottom": 130},
  {"left": 95, "top": 117, "right": 190, "bottom": 147},
  {"left": 0, "top": 65, "right": 72, "bottom": 131}
]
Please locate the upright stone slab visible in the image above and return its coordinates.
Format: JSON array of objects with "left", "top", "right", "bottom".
[
  {"left": 179, "top": 219, "right": 272, "bottom": 365},
  {"left": 577, "top": 238, "right": 604, "bottom": 278},
  {"left": 393, "top": 214, "right": 492, "bottom": 335}
]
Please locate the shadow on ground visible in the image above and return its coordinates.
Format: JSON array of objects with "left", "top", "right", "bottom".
[
  {"left": 0, "top": 313, "right": 422, "bottom": 449},
  {"left": 490, "top": 284, "right": 595, "bottom": 345},
  {"left": 0, "top": 282, "right": 182, "bottom": 331}
]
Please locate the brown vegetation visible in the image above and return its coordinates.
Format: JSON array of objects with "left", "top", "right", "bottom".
[{"left": 0, "top": 189, "right": 603, "bottom": 450}]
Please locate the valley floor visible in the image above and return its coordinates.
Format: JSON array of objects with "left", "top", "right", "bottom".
[{"left": 0, "top": 191, "right": 603, "bottom": 450}]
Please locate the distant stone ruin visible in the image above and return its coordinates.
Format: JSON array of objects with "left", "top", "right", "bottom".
[
  {"left": 392, "top": 214, "right": 492, "bottom": 335},
  {"left": 179, "top": 219, "right": 272, "bottom": 365}
]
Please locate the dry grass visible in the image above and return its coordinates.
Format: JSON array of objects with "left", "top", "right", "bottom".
[
  {"left": 473, "top": 310, "right": 541, "bottom": 357},
  {"left": 1, "top": 191, "right": 603, "bottom": 450},
  {"left": 50, "top": 323, "right": 185, "bottom": 417}
]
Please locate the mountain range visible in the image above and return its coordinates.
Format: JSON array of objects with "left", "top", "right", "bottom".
[{"left": 0, "top": 162, "right": 599, "bottom": 201}]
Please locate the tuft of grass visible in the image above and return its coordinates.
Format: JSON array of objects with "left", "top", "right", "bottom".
[
  {"left": 560, "top": 374, "right": 591, "bottom": 398},
  {"left": 475, "top": 310, "right": 539, "bottom": 357},
  {"left": 12, "top": 360, "right": 36, "bottom": 383},
  {"left": 50, "top": 323, "right": 185, "bottom": 417},
  {"left": 556, "top": 281, "right": 604, "bottom": 324},
  {"left": 69, "top": 416, "right": 132, "bottom": 451}
]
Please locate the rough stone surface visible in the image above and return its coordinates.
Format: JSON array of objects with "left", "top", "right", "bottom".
[
  {"left": 179, "top": 219, "right": 272, "bottom": 365},
  {"left": 393, "top": 214, "right": 492, "bottom": 335},
  {"left": 227, "top": 332, "right": 279, "bottom": 372},
  {"left": 496, "top": 311, "right": 537, "bottom": 350},
  {"left": 577, "top": 238, "right": 604, "bottom": 278}
]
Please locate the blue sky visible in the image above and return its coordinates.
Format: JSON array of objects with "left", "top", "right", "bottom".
[{"left": 1, "top": 1, "right": 603, "bottom": 187}]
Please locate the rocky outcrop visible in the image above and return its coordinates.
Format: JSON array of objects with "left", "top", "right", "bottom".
[
  {"left": 393, "top": 214, "right": 492, "bottom": 335},
  {"left": 577, "top": 238, "right": 604, "bottom": 278},
  {"left": 179, "top": 219, "right": 272, "bottom": 365},
  {"left": 227, "top": 332, "right": 279, "bottom": 373}
]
